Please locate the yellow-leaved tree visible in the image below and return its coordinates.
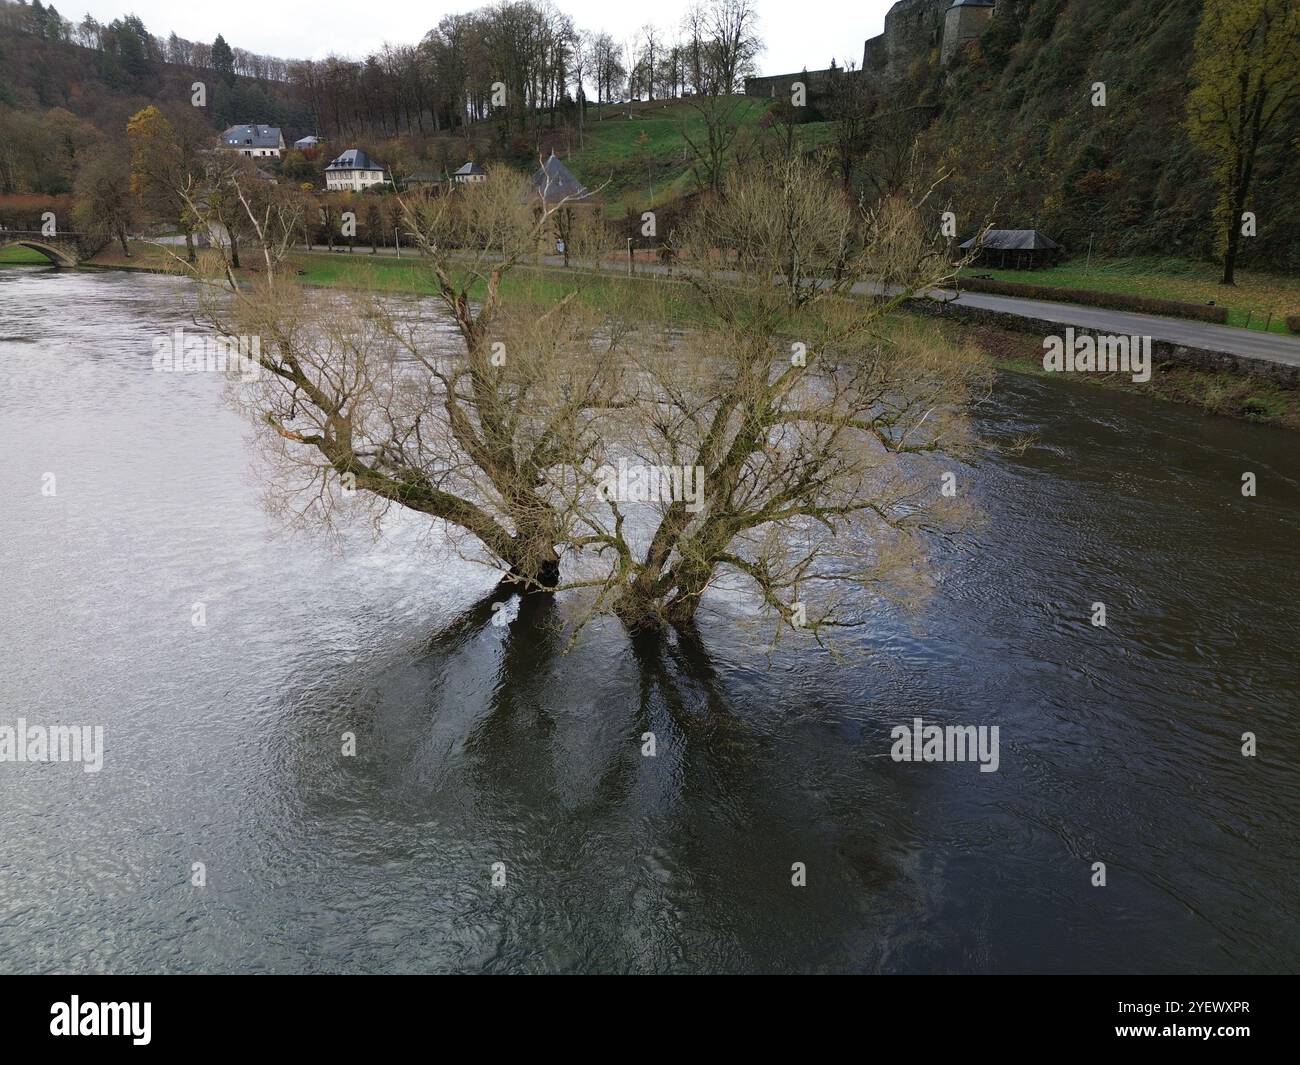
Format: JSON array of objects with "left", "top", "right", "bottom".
[
  {"left": 1187, "top": 0, "right": 1300, "bottom": 285},
  {"left": 126, "top": 105, "right": 207, "bottom": 263}
]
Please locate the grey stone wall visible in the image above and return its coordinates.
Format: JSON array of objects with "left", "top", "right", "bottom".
[
  {"left": 745, "top": 0, "right": 992, "bottom": 98},
  {"left": 743, "top": 68, "right": 840, "bottom": 99},
  {"left": 941, "top": 3, "right": 996, "bottom": 65},
  {"left": 865, "top": 0, "right": 951, "bottom": 78},
  {"left": 908, "top": 297, "right": 1300, "bottom": 387}
]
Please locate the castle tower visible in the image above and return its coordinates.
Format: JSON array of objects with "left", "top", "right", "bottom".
[{"left": 941, "top": 0, "right": 995, "bottom": 65}]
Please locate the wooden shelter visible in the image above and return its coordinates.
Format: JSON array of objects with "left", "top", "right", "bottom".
[{"left": 959, "top": 229, "right": 1062, "bottom": 269}]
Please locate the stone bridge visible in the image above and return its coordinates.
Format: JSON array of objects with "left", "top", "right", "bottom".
[{"left": 0, "top": 230, "right": 89, "bottom": 267}]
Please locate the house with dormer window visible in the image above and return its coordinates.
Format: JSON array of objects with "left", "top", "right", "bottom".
[
  {"left": 221, "top": 124, "right": 285, "bottom": 158},
  {"left": 324, "top": 148, "right": 387, "bottom": 192}
]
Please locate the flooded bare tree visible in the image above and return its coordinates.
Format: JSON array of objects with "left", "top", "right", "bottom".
[
  {"left": 566, "top": 157, "right": 989, "bottom": 637},
  {"left": 182, "top": 155, "right": 983, "bottom": 637},
  {"left": 185, "top": 166, "right": 623, "bottom": 589}
]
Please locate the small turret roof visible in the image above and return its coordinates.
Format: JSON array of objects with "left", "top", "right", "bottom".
[{"left": 530, "top": 152, "right": 592, "bottom": 205}]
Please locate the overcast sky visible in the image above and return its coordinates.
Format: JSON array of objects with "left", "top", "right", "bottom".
[{"left": 64, "top": 0, "right": 896, "bottom": 78}]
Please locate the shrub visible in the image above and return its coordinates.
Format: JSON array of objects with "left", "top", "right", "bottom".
[{"left": 0, "top": 193, "right": 74, "bottom": 231}]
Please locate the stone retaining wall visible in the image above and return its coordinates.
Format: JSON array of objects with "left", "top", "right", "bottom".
[{"left": 908, "top": 297, "right": 1300, "bottom": 387}]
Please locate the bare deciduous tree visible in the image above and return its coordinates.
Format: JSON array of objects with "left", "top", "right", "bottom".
[
  {"left": 186, "top": 166, "right": 622, "bottom": 591},
  {"left": 678, "top": 0, "right": 763, "bottom": 194},
  {"left": 178, "top": 155, "right": 984, "bottom": 645},
  {"left": 73, "top": 146, "right": 135, "bottom": 257},
  {"left": 824, "top": 60, "right": 872, "bottom": 190},
  {"left": 566, "top": 157, "right": 988, "bottom": 637}
]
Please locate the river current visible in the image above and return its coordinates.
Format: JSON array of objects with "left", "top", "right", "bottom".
[{"left": 0, "top": 267, "right": 1296, "bottom": 973}]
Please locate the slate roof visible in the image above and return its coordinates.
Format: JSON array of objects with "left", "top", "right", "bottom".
[
  {"left": 950, "top": 0, "right": 995, "bottom": 7},
  {"left": 959, "top": 229, "right": 1061, "bottom": 251},
  {"left": 529, "top": 152, "right": 591, "bottom": 205},
  {"left": 222, "top": 124, "right": 282, "bottom": 149},
  {"left": 325, "top": 148, "right": 383, "bottom": 172},
  {"left": 453, "top": 161, "right": 487, "bottom": 177}
]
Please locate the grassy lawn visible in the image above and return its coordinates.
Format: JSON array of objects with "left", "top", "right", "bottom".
[
  {"left": 0, "top": 245, "right": 57, "bottom": 264},
  {"left": 70, "top": 243, "right": 1300, "bottom": 338},
  {"left": 76, "top": 241, "right": 710, "bottom": 322},
  {"left": 960, "top": 257, "right": 1300, "bottom": 333},
  {"left": 83, "top": 241, "right": 1300, "bottom": 338},
  {"left": 82, "top": 241, "right": 1300, "bottom": 342},
  {"left": 292, "top": 250, "right": 712, "bottom": 322},
  {"left": 292, "top": 249, "right": 437, "bottom": 291},
  {"left": 563, "top": 97, "right": 829, "bottom": 217}
]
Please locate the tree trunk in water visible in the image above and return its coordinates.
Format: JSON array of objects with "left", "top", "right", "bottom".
[
  {"left": 504, "top": 535, "right": 562, "bottom": 591},
  {"left": 612, "top": 586, "right": 665, "bottom": 631},
  {"left": 664, "top": 561, "right": 710, "bottom": 627}
]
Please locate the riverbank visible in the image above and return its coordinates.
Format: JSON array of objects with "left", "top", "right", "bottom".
[
  {"left": 958, "top": 257, "right": 1300, "bottom": 335},
  {"left": 962, "top": 323, "right": 1300, "bottom": 431},
  {"left": 13, "top": 241, "right": 1300, "bottom": 431}
]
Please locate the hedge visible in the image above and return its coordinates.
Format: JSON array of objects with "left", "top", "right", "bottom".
[
  {"left": 0, "top": 194, "right": 74, "bottom": 232},
  {"left": 955, "top": 275, "right": 1230, "bottom": 324}
]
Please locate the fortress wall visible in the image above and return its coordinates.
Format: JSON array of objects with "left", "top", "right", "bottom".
[
  {"left": 743, "top": 68, "right": 840, "bottom": 99},
  {"left": 868, "top": 0, "right": 951, "bottom": 77},
  {"left": 747, "top": 0, "right": 976, "bottom": 97}
]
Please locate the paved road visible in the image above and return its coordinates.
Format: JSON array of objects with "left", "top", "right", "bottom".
[
  {"left": 927, "top": 287, "right": 1300, "bottom": 371},
  {"left": 293, "top": 244, "right": 1300, "bottom": 372},
  {"left": 537, "top": 253, "right": 1300, "bottom": 371}
]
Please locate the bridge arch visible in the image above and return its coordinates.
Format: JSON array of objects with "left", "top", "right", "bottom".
[{"left": 0, "top": 236, "right": 82, "bottom": 268}]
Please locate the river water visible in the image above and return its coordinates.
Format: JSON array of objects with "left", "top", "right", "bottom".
[{"left": 0, "top": 266, "right": 1296, "bottom": 974}]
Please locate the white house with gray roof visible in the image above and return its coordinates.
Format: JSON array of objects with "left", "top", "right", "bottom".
[
  {"left": 221, "top": 124, "right": 285, "bottom": 158},
  {"left": 452, "top": 161, "right": 487, "bottom": 184},
  {"left": 324, "top": 148, "right": 387, "bottom": 192}
]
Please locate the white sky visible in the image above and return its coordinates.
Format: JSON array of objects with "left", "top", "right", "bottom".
[{"left": 63, "top": 0, "right": 896, "bottom": 78}]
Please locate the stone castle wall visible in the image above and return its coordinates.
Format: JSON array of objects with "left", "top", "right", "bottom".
[
  {"left": 743, "top": 67, "right": 842, "bottom": 100},
  {"left": 869, "top": 0, "right": 952, "bottom": 78},
  {"left": 941, "top": 2, "right": 997, "bottom": 65},
  {"left": 744, "top": 0, "right": 989, "bottom": 97}
]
